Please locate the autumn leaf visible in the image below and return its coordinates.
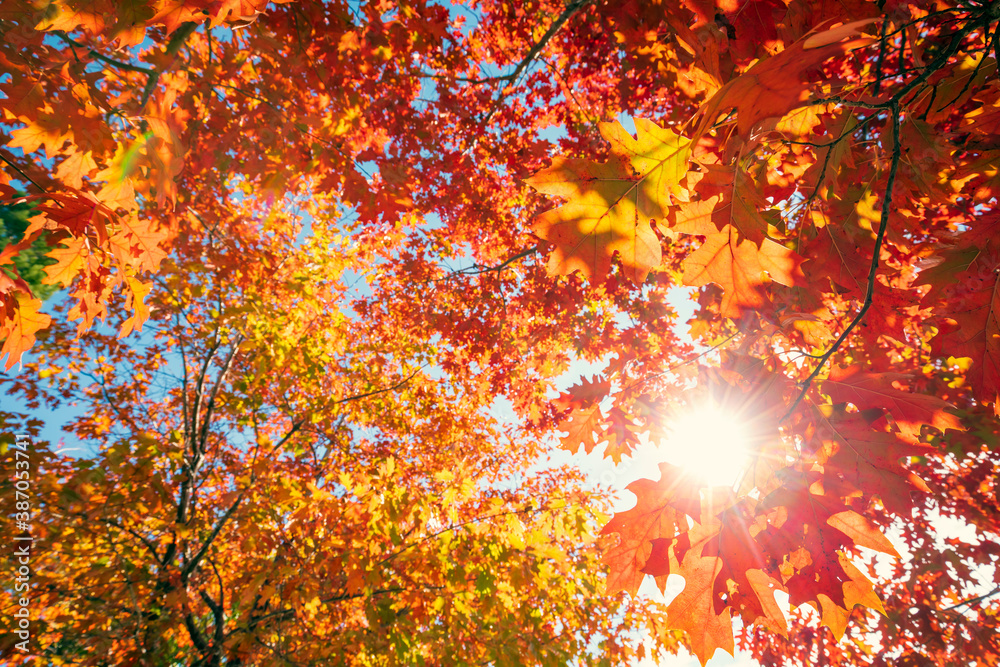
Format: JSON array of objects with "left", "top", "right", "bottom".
[
  {"left": 118, "top": 278, "right": 152, "bottom": 338},
  {"left": 0, "top": 291, "right": 50, "bottom": 371},
  {"left": 42, "top": 237, "right": 88, "bottom": 287},
  {"left": 552, "top": 375, "right": 611, "bottom": 454},
  {"left": 811, "top": 404, "right": 932, "bottom": 515},
  {"left": 526, "top": 118, "right": 691, "bottom": 284},
  {"left": 601, "top": 463, "right": 702, "bottom": 595},
  {"left": 681, "top": 225, "right": 805, "bottom": 317},
  {"left": 597, "top": 405, "right": 643, "bottom": 463},
  {"left": 672, "top": 162, "right": 780, "bottom": 246},
  {"left": 826, "top": 510, "right": 899, "bottom": 557},
  {"left": 744, "top": 569, "right": 789, "bottom": 636},
  {"left": 117, "top": 216, "right": 169, "bottom": 272},
  {"left": 692, "top": 19, "right": 878, "bottom": 140},
  {"left": 803, "top": 221, "right": 872, "bottom": 296},
  {"left": 666, "top": 556, "right": 735, "bottom": 666},
  {"left": 921, "top": 228, "right": 1000, "bottom": 410},
  {"left": 54, "top": 150, "right": 98, "bottom": 189},
  {"left": 825, "top": 365, "right": 963, "bottom": 437}
]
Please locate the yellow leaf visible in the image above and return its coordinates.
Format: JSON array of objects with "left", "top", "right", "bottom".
[
  {"left": 526, "top": 118, "right": 691, "bottom": 284},
  {"left": 42, "top": 237, "right": 88, "bottom": 287}
]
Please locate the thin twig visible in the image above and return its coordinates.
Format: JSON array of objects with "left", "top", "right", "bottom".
[
  {"left": 781, "top": 102, "right": 902, "bottom": 421},
  {"left": 936, "top": 24, "right": 997, "bottom": 110},
  {"left": 941, "top": 586, "right": 1000, "bottom": 613},
  {"left": 54, "top": 32, "right": 155, "bottom": 74},
  {"left": 480, "top": 0, "right": 592, "bottom": 125},
  {"left": 444, "top": 247, "right": 538, "bottom": 279},
  {"left": 0, "top": 153, "right": 48, "bottom": 193}
]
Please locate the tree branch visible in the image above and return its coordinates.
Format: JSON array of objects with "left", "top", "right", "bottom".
[
  {"left": 54, "top": 32, "right": 155, "bottom": 74},
  {"left": 782, "top": 101, "right": 902, "bottom": 421},
  {"left": 480, "top": 0, "right": 593, "bottom": 123},
  {"left": 941, "top": 586, "right": 1000, "bottom": 613},
  {"left": 0, "top": 152, "right": 48, "bottom": 193},
  {"left": 181, "top": 489, "right": 246, "bottom": 580}
]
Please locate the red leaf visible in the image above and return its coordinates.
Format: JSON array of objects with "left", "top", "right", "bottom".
[{"left": 825, "top": 365, "right": 963, "bottom": 437}]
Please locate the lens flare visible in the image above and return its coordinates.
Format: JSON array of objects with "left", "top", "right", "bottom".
[{"left": 657, "top": 401, "right": 752, "bottom": 487}]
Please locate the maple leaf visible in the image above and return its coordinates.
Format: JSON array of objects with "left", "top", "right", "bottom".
[
  {"left": 35, "top": 193, "right": 113, "bottom": 239},
  {"left": 813, "top": 555, "right": 887, "bottom": 642},
  {"left": 824, "top": 365, "right": 963, "bottom": 437},
  {"left": 149, "top": 1, "right": 206, "bottom": 33},
  {"left": 526, "top": 118, "right": 691, "bottom": 284},
  {"left": 754, "top": 478, "right": 892, "bottom": 640},
  {"left": 601, "top": 532, "right": 654, "bottom": 598},
  {"left": 0, "top": 291, "right": 51, "bottom": 371},
  {"left": 681, "top": 225, "right": 805, "bottom": 317}
]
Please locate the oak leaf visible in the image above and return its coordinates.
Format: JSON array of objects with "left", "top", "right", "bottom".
[
  {"left": 692, "top": 19, "right": 878, "bottom": 140},
  {"left": 601, "top": 462, "right": 702, "bottom": 596},
  {"left": 681, "top": 225, "right": 805, "bottom": 317},
  {"left": 824, "top": 365, "right": 963, "bottom": 437},
  {"left": 666, "top": 556, "right": 735, "bottom": 666},
  {"left": 552, "top": 375, "right": 611, "bottom": 454},
  {"left": 526, "top": 118, "right": 691, "bottom": 284},
  {"left": 597, "top": 405, "right": 643, "bottom": 464},
  {"left": 921, "top": 229, "right": 1000, "bottom": 410},
  {"left": 672, "top": 162, "right": 779, "bottom": 246},
  {"left": 811, "top": 405, "right": 932, "bottom": 515},
  {"left": 42, "top": 237, "right": 88, "bottom": 287}
]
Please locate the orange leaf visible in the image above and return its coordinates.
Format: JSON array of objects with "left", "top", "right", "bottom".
[
  {"left": 692, "top": 19, "right": 878, "bottom": 140},
  {"left": 672, "top": 163, "right": 779, "bottom": 247},
  {"left": 667, "top": 556, "right": 735, "bottom": 665},
  {"left": 119, "top": 278, "right": 152, "bottom": 338},
  {"left": 745, "top": 569, "right": 789, "bottom": 636},
  {"left": 682, "top": 225, "right": 805, "bottom": 317},
  {"left": 601, "top": 463, "right": 702, "bottom": 595},
  {"left": 118, "top": 216, "right": 170, "bottom": 272},
  {"left": 55, "top": 150, "right": 98, "bottom": 189},
  {"left": 42, "top": 237, "right": 88, "bottom": 287},
  {"left": 0, "top": 292, "right": 51, "bottom": 371},
  {"left": 826, "top": 510, "right": 900, "bottom": 557}
]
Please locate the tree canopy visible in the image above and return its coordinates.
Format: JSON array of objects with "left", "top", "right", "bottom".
[{"left": 1, "top": 0, "right": 999, "bottom": 665}]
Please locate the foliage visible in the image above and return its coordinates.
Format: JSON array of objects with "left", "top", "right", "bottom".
[
  {"left": 0, "top": 199, "right": 57, "bottom": 302},
  {"left": 1, "top": 0, "right": 999, "bottom": 665}
]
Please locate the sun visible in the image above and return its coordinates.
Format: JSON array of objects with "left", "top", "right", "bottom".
[{"left": 656, "top": 401, "right": 753, "bottom": 488}]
